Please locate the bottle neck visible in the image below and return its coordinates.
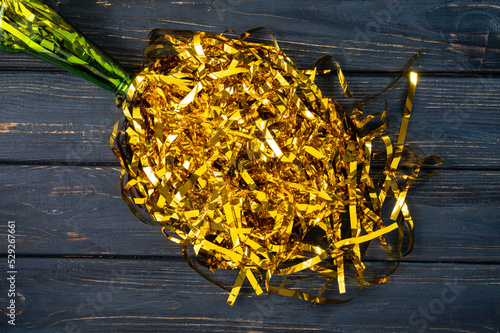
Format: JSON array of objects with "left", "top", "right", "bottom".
[{"left": 0, "top": 0, "right": 133, "bottom": 96}]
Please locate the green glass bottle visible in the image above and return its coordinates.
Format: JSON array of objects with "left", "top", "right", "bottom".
[{"left": 0, "top": 0, "right": 133, "bottom": 95}]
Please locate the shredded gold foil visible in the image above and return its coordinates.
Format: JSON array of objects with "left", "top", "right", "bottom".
[{"left": 111, "top": 29, "right": 427, "bottom": 305}]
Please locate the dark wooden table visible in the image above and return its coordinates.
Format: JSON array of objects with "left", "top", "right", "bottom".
[{"left": 1, "top": 1, "right": 499, "bottom": 332}]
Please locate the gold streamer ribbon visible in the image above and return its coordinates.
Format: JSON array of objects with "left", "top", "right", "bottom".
[{"left": 111, "top": 29, "right": 426, "bottom": 305}]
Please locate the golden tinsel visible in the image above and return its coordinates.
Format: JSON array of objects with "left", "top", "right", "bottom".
[{"left": 112, "top": 29, "right": 423, "bottom": 305}]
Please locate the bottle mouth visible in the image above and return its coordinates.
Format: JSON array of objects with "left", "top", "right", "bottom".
[{"left": 115, "top": 72, "right": 134, "bottom": 96}]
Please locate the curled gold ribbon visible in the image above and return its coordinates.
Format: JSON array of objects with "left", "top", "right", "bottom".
[
  {"left": 0, "top": 0, "right": 433, "bottom": 305},
  {"left": 111, "top": 29, "right": 426, "bottom": 305}
]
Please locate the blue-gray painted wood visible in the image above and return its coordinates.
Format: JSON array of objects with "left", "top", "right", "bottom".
[
  {"left": 0, "top": 0, "right": 499, "bottom": 332},
  {"left": 9, "top": 258, "right": 500, "bottom": 332}
]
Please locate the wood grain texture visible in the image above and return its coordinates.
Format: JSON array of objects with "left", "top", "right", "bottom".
[
  {"left": 0, "top": 0, "right": 499, "bottom": 332},
  {"left": 3, "top": 258, "right": 500, "bottom": 332},
  {"left": 1, "top": 72, "right": 499, "bottom": 168},
  {"left": 1, "top": 0, "right": 499, "bottom": 73},
  {"left": 0, "top": 165, "right": 499, "bottom": 263}
]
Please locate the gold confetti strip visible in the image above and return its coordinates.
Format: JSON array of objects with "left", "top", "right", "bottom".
[
  {"left": 111, "top": 29, "right": 427, "bottom": 305},
  {"left": 0, "top": 0, "right": 441, "bottom": 305}
]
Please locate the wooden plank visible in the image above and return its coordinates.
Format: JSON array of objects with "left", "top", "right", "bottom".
[
  {"left": 0, "top": 1, "right": 499, "bottom": 73},
  {"left": 7, "top": 258, "right": 500, "bottom": 332},
  {"left": 1, "top": 72, "right": 499, "bottom": 168},
  {"left": 0, "top": 1, "right": 497, "bottom": 332},
  {"left": 1, "top": 165, "right": 498, "bottom": 262},
  {"left": 0, "top": 72, "right": 120, "bottom": 164}
]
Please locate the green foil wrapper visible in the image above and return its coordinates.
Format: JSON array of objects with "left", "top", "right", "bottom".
[
  {"left": 1, "top": 0, "right": 440, "bottom": 305},
  {"left": 0, "top": 0, "right": 133, "bottom": 95}
]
